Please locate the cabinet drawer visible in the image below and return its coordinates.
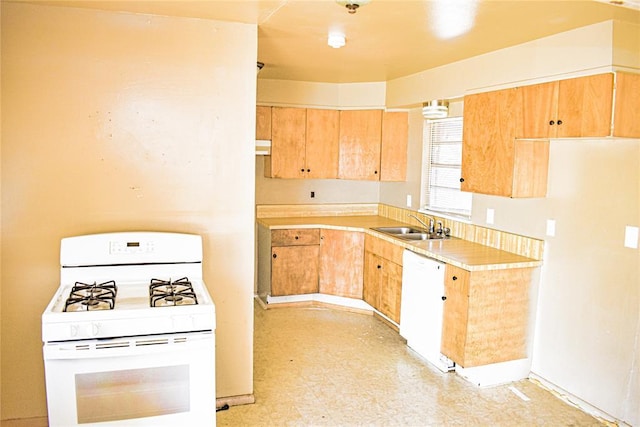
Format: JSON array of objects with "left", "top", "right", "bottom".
[
  {"left": 364, "top": 234, "right": 403, "bottom": 265},
  {"left": 271, "top": 229, "right": 320, "bottom": 246}
]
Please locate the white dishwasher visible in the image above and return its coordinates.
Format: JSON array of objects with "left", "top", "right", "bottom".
[{"left": 400, "top": 249, "right": 455, "bottom": 373}]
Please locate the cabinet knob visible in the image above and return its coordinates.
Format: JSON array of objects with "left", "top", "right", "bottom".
[
  {"left": 377, "top": 265, "right": 382, "bottom": 269},
  {"left": 374, "top": 170, "right": 378, "bottom": 175},
  {"left": 459, "top": 178, "right": 464, "bottom": 183},
  {"left": 295, "top": 236, "right": 299, "bottom": 239},
  {"left": 273, "top": 254, "right": 277, "bottom": 259},
  {"left": 441, "top": 296, "right": 447, "bottom": 301},
  {"left": 549, "top": 120, "right": 555, "bottom": 125},
  {"left": 307, "top": 169, "right": 311, "bottom": 172},
  {"left": 557, "top": 120, "right": 563, "bottom": 126},
  {"left": 452, "top": 276, "right": 457, "bottom": 281},
  {"left": 300, "top": 168, "right": 305, "bottom": 172}
]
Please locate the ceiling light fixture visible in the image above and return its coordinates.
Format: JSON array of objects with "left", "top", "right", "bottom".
[
  {"left": 422, "top": 100, "right": 449, "bottom": 119},
  {"left": 336, "top": 0, "right": 371, "bottom": 14},
  {"left": 328, "top": 33, "right": 346, "bottom": 48}
]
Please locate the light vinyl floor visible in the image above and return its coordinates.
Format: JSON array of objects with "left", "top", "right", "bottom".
[{"left": 217, "top": 302, "right": 602, "bottom": 426}]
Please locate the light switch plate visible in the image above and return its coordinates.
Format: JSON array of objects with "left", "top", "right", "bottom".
[
  {"left": 546, "top": 219, "right": 556, "bottom": 237},
  {"left": 486, "top": 208, "right": 494, "bottom": 224},
  {"left": 406, "top": 194, "right": 412, "bottom": 208},
  {"left": 624, "top": 226, "right": 639, "bottom": 249}
]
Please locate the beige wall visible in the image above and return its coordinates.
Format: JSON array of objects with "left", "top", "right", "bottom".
[{"left": 1, "top": 3, "right": 256, "bottom": 420}]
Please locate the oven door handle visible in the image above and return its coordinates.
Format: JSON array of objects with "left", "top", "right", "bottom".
[{"left": 43, "top": 331, "right": 214, "bottom": 360}]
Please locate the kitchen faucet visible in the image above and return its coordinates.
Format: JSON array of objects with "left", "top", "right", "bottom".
[{"left": 408, "top": 214, "right": 435, "bottom": 233}]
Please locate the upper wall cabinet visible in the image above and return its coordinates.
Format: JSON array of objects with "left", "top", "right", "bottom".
[
  {"left": 380, "top": 111, "right": 409, "bottom": 182},
  {"left": 256, "top": 106, "right": 272, "bottom": 140},
  {"left": 265, "top": 107, "right": 307, "bottom": 179},
  {"left": 462, "top": 88, "right": 549, "bottom": 198},
  {"left": 338, "top": 109, "right": 383, "bottom": 180},
  {"left": 461, "top": 71, "right": 639, "bottom": 198},
  {"left": 305, "top": 108, "right": 340, "bottom": 179},
  {"left": 338, "top": 110, "right": 409, "bottom": 181},
  {"left": 613, "top": 72, "right": 640, "bottom": 138},
  {"left": 261, "top": 106, "right": 408, "bottom": 181},
  {"left": 520, "top": 73, "right": 613, "bottom": 138},
  {"left": 264, "top": 107, "right": 340, "bottom": 179}
]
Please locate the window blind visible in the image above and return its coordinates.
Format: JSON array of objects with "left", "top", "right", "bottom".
[{"left": 421, "top": 117, "right": 471, "bottom": 218}]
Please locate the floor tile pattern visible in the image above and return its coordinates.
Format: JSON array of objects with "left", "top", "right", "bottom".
[{"left": 217, "top": 303, "right": 602, "bottom": 426}]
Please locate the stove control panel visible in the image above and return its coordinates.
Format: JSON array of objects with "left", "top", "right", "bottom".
[{"left": 109, "top": 240, "right": 155, "bottom": 255}]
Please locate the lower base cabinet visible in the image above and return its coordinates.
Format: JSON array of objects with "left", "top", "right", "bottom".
[
  {"left": 363, "top": 235, "right": 403, "bottom": 324},
  {"left": 441, "top": 264, "right": 533, "bottom": 368},
  {"left": 319, "top": 229, "right": 364, "bottom": 298},
  {"left": 271, "top": 229, "right": 320, "bottom": 296}
]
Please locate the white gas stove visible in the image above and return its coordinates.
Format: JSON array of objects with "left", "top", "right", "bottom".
[{"left": 41, "top": 232, "right": 216, "bottom": 427}]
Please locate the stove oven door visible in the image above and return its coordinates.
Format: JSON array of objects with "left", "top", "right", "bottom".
[{"left": 43, "top": 331, "right": 216, "bottom": 427}]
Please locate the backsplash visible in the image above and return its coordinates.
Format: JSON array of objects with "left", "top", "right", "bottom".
[
  {"left": 256, "top": 203, "right": 544, "bottom": 260},
  {"left": 379, "top": 204, "right": 544, "bottom": 261},
  {"left": 257, "top": 203, "right": 379, "bottom": 218}
]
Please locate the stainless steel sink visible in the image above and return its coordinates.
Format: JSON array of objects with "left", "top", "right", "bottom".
[
  {"left": 371, "top": 227, "right": 450, "bottom": 241},
  {"left": 371, "top": 226, "right": 425, "bottom": 235}
]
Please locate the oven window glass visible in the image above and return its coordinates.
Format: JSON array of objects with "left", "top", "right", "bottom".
[{"left": 75, "top": 365, "right": 190, "bottom": 423}]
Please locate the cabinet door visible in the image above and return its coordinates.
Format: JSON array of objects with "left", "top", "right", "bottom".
[
  {"left": 363, "top": 251, "right": 381, "bottom": 308},
  {"left": 269, "top": 107, "right": 306, "bottom": 179},
  {"left": 306, "top": 109, "right": 340, "bottom": 179},
  {"left": 256, "top": 106, "right": 272, "bottom": 140},
  {"left": 520, "top": 81, "right": 558, "bottom": 139},
  {"left": 271, "top": 228, "right": 320, "bottom": 246},
  {"left": 380, "top": 111, "right": 408, "bottom": 182},
  {"left": 339, "top": 110, "right": 382, "bottom": 180},
  {"left": 378, "top": 259, "right": 402, "bottom": 324},
  {"left": 461, "top": 88, "right": 522, "bottom": 196},
  {"left": 556, "top": 73, "right": 613, "bottom": 137},
  {"left": 440, "top": 265, "right": 470, "bottom": 366},
  {"left": 271, "top": 245, "right": 319, "bottom": 296},
  {"left": 319, "top": 230, "right": 364, "bottom": 298},
  {"left": 464, "top": 268, "right": 531, "bottom": 367},
  {"left": 613, "top": 72, "right": 640, "bottom": 138}
]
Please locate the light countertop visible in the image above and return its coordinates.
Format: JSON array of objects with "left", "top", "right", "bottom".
[{"left": 257, "top": 215, "right": 542, "bottom": 271}]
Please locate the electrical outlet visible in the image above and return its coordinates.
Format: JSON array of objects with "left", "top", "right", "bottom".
[
  {"left": 624, "top": 226, "right": 638, "bottom": 249},
  {"left": 310, "top": 191, "right": 315, "bottom": 198},
  {"left": 546, "top": 219, "right": 556, "bottom": 237},
  {"left": 406, "top": 195, "right": 412, "bottom": 208},
  {"left": 486, "top": 208, "right": 494, "bottom": 224}
]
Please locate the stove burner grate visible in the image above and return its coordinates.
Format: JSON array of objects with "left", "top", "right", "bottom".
[
  {"left": 64, "top": 280, "right": 117, "bottom": 312},
  {"left": 149, "top": 277, "right": 198, "bottom": 307}
]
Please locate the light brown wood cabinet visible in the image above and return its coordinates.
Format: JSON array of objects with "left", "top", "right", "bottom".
[
  {"left": 363, "top": 235, "right": 403, "bottom": 323},
  {"left": 440, "top": 264, "right": 532, "bottom": 368},
  {"left": 305, "top": 109, "right": 340, "bottom": 179},
  {"left": 270, "top": 229, "right": 320, "bottom": 296},
  {"left": 461, "top": 88, "right": 550, "bottom": 198},
  {"left": 261, "top": 106, "right": 408, "bottom": 181},
  {"left": 339, "top": 109, "right": 383, "bottom": 180},
  {"left": 520, "top": 73, "right": 613, "bottom": 138},
  {"left": 380, "top": 111, "right": 409, "bottom": 181},
  {"left": 264, "top": 107, "right": 339, "bottom": 179},
  {"left": 461, "top": 72, "right": 639, "bottom": 198},
  {"left": 613, "top": 71, "right": 640, "bottom": 138},
  {"left": 265, "top": 107, "right": 307, "bottom": 179},
  {"left": 319, "top": 229, "right": 364, "bottom": 298},
  {"left": 256, "top": 105, "right": 272, "bottom": 140}
]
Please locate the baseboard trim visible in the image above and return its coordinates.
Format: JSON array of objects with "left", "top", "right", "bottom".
[
  {"left": 529, "top": 373, "right": 625, "bottom": 426},
  {"left": 216, "top": 394, "right": 256, "bottom": 409}
]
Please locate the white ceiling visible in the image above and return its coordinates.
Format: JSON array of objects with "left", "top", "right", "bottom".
[{"left": 19, "top": 0, "right": 640, "bottom": 83}]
